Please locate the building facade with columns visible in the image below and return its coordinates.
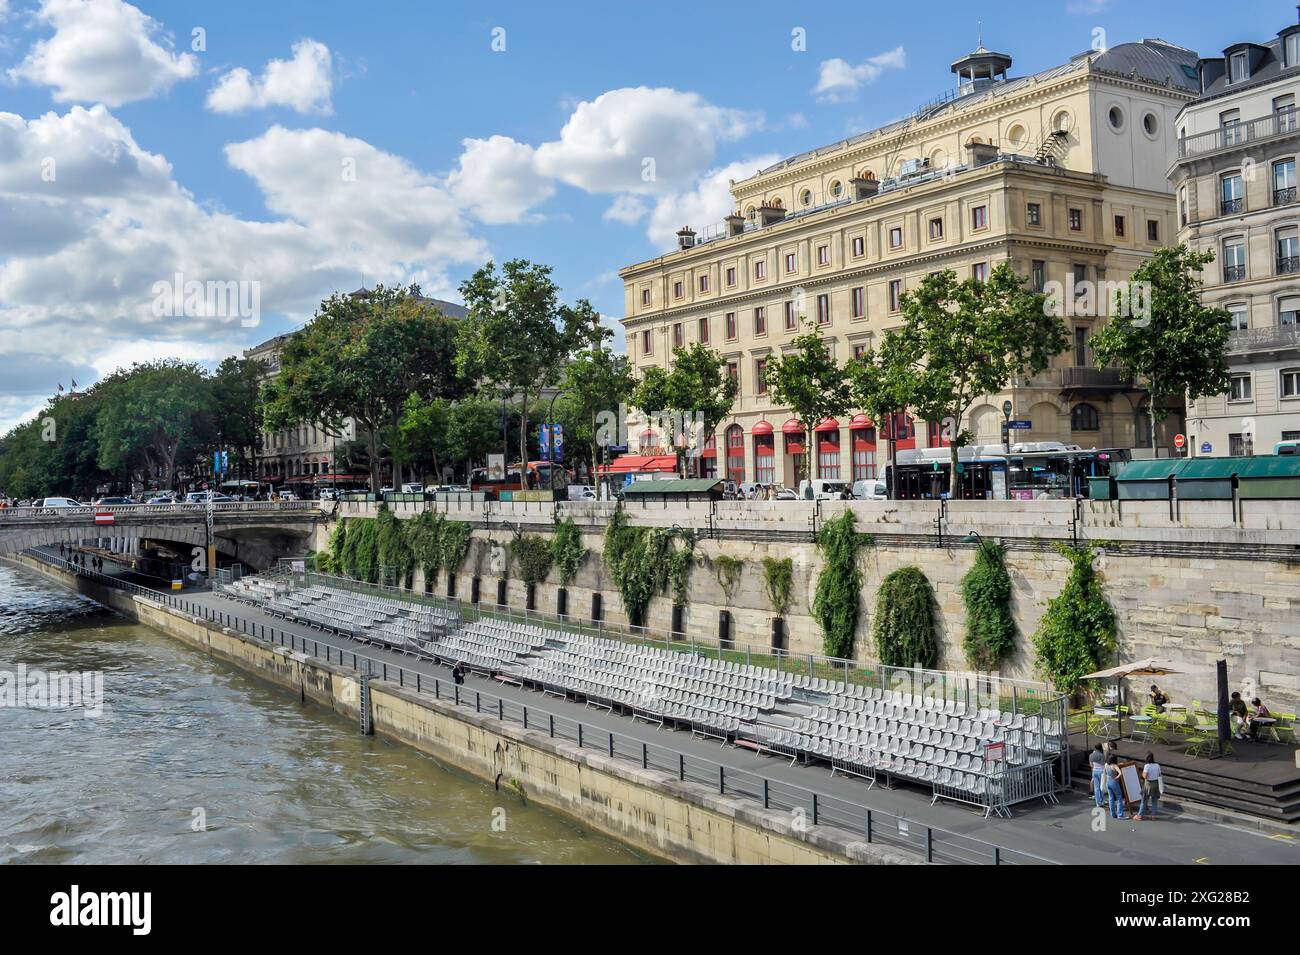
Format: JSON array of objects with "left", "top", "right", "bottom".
[
  {"left": 1172, "top": 19, "right": 1300, "bottom": 457},
  {"left": 619, "top": 39, "right": 1201, "bottom": 488}
]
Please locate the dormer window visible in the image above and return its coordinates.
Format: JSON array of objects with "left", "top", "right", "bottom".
[
  {"left": 1286, "top": 31, "right": 1300, "bottom": 69},
  {"left": 1230, "top": 51, "right": 1249, "bottom": 83}
]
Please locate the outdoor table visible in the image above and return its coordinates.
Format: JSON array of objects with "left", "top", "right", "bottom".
[
  {"left": 1093, "top": 707, "right": 1118, "bottom": 738},
  {"left": 1128, "top": 714, "right": 1154, "bottom": 741},
  {"left": 1251, "top": 716, "right": 1279, "bottom": 742}
]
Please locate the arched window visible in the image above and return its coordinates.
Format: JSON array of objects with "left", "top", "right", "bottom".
[
  {"left": 1072, "top": 403, "right": 1100, "bottom": 432},
  {"left": 816, "top": 419, "right": 841, "bottom": 479},
  {"left": 754, "top": 431, "right": 775, "bottom": 484},
  {"left": 700, "top": 431, "right": 718, "bottom": 479},
  {"left": 725, "top": 425, "right": 746, "bottom": 484},
  {"left": 850, "top": 416, "right": 876, "bottom": 480}
]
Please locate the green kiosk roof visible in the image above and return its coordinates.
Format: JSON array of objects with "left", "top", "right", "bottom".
[{"left": 622, "top": 479, "right": 722, "bottom": 495}]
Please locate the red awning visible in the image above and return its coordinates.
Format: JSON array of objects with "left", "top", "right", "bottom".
[
  {"left": 850, "top": 413, "right": 873, "bottom": 427},
  {"left": 597, "top": 454, "right": 679, "bottom": 475},
  {"left": 752, "top": 420, "right": 774, "bottom": 435},
  {"left": 818, "top": 430, "right": 840, "bottom": 447},
  {"left": 781, "top": 418, "right": 804, "bottom": 434},
  {"left": 815, "top": 417, "right": 840, "bottom": 432},
  {"left": 784, "top": 433, "right": 805, "bottom": 454}
]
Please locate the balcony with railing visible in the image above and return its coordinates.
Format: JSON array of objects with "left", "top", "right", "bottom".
[
  {"left": 1278, "top": 255, "right": 1300, "bottom": 276},
  {"left": 1177, "top": 108, "right": 1298, "bottom": 160},
  {"left": 1226, "top": 324, "right": 1300, "bottom": 355},
  {"left": 1220, "top": 197, "right": 1245, "bottom": 216},
  {"left": 1275, "top": 186, "right": 1297, "bottom": 206},
  {"left": 1223, "top": 263, "right": 1248, "bottom": 282},
  {"left": 1057, "top": 366, "right": 1135, "bottom": 393}
]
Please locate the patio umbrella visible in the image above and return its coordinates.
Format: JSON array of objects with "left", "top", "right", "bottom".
[{"left": 1080, "top": 659, "right": 1206, "bottom": 739}]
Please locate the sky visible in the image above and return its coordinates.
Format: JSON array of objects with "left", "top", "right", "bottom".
[{"left": 0, "top": 0, "right": 1292, "bottom": 433}]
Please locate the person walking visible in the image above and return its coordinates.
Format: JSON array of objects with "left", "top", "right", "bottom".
[
  {"left": 1105, "top": 755, "right": 1127, "bottom": 820},
  {"left": 1088, "top": 743, "right": 1106, "bottom": 808},
  {"left": 1136, "top": 753, "right": 1162, "bottom": 820}
]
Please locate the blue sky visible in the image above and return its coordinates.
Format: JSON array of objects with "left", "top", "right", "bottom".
[{"left": 0, "top": 0, "right": 1292, "bottom": 431}]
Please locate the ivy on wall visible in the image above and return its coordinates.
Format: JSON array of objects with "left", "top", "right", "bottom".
[
  {"left": 376, "top": 507, "right": 414, "bottom": 587},
  {"left": 439, "top": 520, "right": 473, "bottom": 576},
  {"left": 510, "top": 532, "right": 555, "bottom": 587},
  {"left": 551, "top": 517, "right": 587, "bottom": 587},
  {"left": 329, "top": 511, "right": 472, "bottom": 589},
  {"left": 873, "top": 566, "right": 939, "bottom": 669},
  {"left": 812, "top": 511, "right": 865, "bottom": 658},
  {"left": 960, "top": 539, "right": 1017, "bottom": 671},
  {"left": 762, "top": 557, "right": 794, "bottom": 618},
  {"left": 666, "top": 531, "right": 697, "bottom": 608},
  {"left": 1032, "top": 543, "right": 1116, "bottom": 694},
  {"left": 712, "top": 555, "right": 742, "bottom": 604},
  {"left": 601, "top": 505, "right": 692, "bottom": 625},
  {"left": 408, "top": 510, "right": 444, "bottom": 583},
  {"left": 340, "top": 516, "right": 379, "bottom": 583}
]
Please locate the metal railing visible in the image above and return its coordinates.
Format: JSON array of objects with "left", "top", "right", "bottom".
[
  {"left": 1220, "top": 197, "right": 1245, "bottom": 216},
  {"left": 1177, "top": 109, "right": 1298, "bottom": 159},
  {"left": 1278, "top": 255, "right": 1300, "bottom": 275},
  {"left": 0, "top": 500, "right": 320, "bottom": 524},
  {"left": 1226, "top": 324, "right": 1300, "bottom": 354},
  {"left": 1275, "top": 186, "right": 1297, "bottom": 206},
  {"left": 1223, "top": 263, "right": 1247, "bottom": 283}
]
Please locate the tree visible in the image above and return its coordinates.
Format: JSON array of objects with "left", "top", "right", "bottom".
[
  {"left": 1088, "top": 245, "right": 1233, "bottom": 451},
  {"left": 457, "top": 260, "right": 594, "bottom": 470},
  {"left": 393, "top": 393, "right": 449, "bottom": 485},
  {"left": 210, "top": 356, "right": 265, "bottom": 477},
  {"left": 558, "top": 325, "right": 634, "bottom": 483},
  {"left": 765, "top": 320, "right": 851, "bottom": 484},
  {"left": 94, "top": 360, "right": 213, "bottom": 489},
  {"left": 262, "top": 284, "right": 467, "bottom": 490},
  {"left": 888, "top": 265, "right": 1066, "bottom": 496},
  {"left": 847, "top": 338, "right": 918, "bottom": 481},
  {"left": 630, "top": 342, "right": 735, "bottom": 477},
  {"left": 446, "top": 400, "right": 514, "bottom": 479}
]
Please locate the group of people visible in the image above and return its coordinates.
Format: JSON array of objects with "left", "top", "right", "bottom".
[
  {"left": 57, "top": 543, "right": 106, "bottom": 573},
  {"left": 1229, "top": 692, "right": 1272, "bottom": 740},
  {"left": 1089, "top": 742, "right": 1163, "bottom": 821}
]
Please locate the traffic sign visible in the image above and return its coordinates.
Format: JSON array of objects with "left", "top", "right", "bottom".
[
  {"left": 1007, "top": 420, "right": 1032, "bottom": 430},
  {"left": 1201, "top": 442, "right": 1212, "bottom": 454},
  {"left": 1174, "top": 433, "right": 1186, "bottom": 450},
  {"left": 1001, "top": 400, "right": 1013, "bottom": 418}
]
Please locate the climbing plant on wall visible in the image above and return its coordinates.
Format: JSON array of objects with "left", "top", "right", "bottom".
[
  {"left": 551, "top": 517, "right": 587, "bottom": 586},
  {"left": 438, "top": 520, "right": 473, "bottom": 576},
  {"left": 407, "top": 510, "right": 444, "bottom": 584},
  {"left": 762, "top": 556, "right": 794, "bottom": 618},
  {"left": 960, "top": 539, "right": 1017, "bottom": 671},
  {"left": 812, "top": 510, "right": 865, "bottom": 658},
  {"left": 376, "top": 507, "right": 414, "bottom": 587},
  {"left": 510, "top": 532, "right": 555, "bottom": 586},
  {"left": 601, "top": 505, "right": 692, "bottom": 625},
  {"left": 711, "top": 555, "right": 742, "bottom": 604},
  {"left": 1032, "top": 543, "right": 1116, "bottom": 694},
  {"left": 326, "top": 520, "right": 347, "bottom": 572},
  {"left": 342, "top": 516, "right": 380, "bottom": 583},
  {"left": 873, "top": 566, "right": 939, "bottom": 669},
  {"left": 666, "top": 531, "right": 697, "bottom": 607}
]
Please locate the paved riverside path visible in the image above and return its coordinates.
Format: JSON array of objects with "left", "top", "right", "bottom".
[{"left": 54, "top": 554, "right": 1298, "bottom": 865}]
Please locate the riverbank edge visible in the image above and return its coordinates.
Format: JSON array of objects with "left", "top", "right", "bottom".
[{"left": 5, "top": 555, "right": 918, "bottom": 866}]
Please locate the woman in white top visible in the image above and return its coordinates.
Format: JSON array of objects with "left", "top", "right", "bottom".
[{"left": 1137, "top": 753, "right": 1162, "bottom": 820}]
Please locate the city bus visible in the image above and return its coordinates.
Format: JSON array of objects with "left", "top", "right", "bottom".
[
  {"left": 886, "top": 443, "right": 1130, "bottom": 500},
  {"left": 469, "top": 460, "right": 572, "bottom": 497}
]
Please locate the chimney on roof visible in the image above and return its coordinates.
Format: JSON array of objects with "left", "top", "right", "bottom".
[
  {"left": 725, "top": 213, "right": 746, "bottom": 237},
  {"left": 676, "top": 226, "right": 696, "bottom": 251},
  {"left": 965, "top": 140, "right": 1000, "bottom": 167},
  {"left": 757, "top": 203, "right": 787, "bottom": 226},
  {"left": 850, "top": 177, "right": 881, "bottom": 201}
]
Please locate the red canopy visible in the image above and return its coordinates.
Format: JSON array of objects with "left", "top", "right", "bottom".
[
  {"left": 814, "top": 417, "right": 841, "bottom": 432},
  {"left": 781, "top": 418, "right": 804, "bottom": 434},
  {"left": 597, "top": 455, "right": 678, "bottom": 475},
  {"left": 752, "top": 420, "right": 774, "bottom": 435},
  {"left": 850, "top": 413, "right": 873, "bottom": 427}
]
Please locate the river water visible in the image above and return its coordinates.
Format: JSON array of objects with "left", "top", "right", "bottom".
[{"left": 0, "top": 562, "right": 647, "bottom": 864}]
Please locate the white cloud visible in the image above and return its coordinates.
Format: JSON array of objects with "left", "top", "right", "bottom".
[
  {"left": 813, "top": 46, "right": 906, "bottom": 103},
  {"left": 0, "top": 106, "right": 487, "bottom": 420},
  {"left": 602, "top": 194, "right": 649, "bottom": 225},
  {"left": 206, "top": 39, "right": 334, "bottom": 115},
  {"left": 446, "top": 134, "right": 554, "bottom": 224},
  {"left": 9, "top": 0, "right": 198, "bottom": 106},
  {"left": 1066, "top": 0, "right": 1111, "bottom": 12},
  {"left": 448, "top": 86, "right": 762, "bottom": 226},
  {"left": 646, "top": 155, "right": 780, "bottom": 249}
]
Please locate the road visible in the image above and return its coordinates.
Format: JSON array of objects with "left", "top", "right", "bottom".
[{"left": 38, "top": 548, "right": 1299, "bottom": 866}]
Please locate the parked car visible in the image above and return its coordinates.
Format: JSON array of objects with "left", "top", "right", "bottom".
[
  {"left": 93, "top": 496, "right": 133, "bottom": 506},
  {"left": 567, "top": 485, "right": 597, "bottom": 501},
  {"left": 852, "top": 479, "right": 888, "bottom": 501},
  {"left": 318, "top": 488, "right": 340, "bottom": 501},
  {"left": 773, "top": 487, "right": 798, "bottom": 501},
  {"left": 184, "top": 491, "right": 233, "bottom": 504},
  {"left": 146, "top": 494, "right": 175, "bottom": 505},
  {"left": 798, "top": 479, "right": 852, "bottom": 501},
  {"left": 33, "top": 497, "right": 82, "bottom": 511}
]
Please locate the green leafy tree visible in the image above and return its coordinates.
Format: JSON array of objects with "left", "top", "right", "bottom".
[
  {"left": 457, "top": 260, "right": 595, "bottom": 470},
  {"left": 888, "top": 265, "right": 1066, "bottom": 497},
  {"left": 262, "top": 285, "right": 467, "bottom": 491},
  {"left": 445, "top": 400, "right": 514, "bottom": 480},
  {"left": 393, "top": 393, "right": 449, "bottom": 486},
  {"left": 558, "top": 327, "right": 634, "bottom": 482},
  {"left": 210, "top": 356, "right": 266, "bottom": 477},
  {"left": 94, "top": 360, "right": 213, "bottom": 489},
  {"left": 766, "top": 321, "right": 851, "bottom": 484},
  {"left": 873, "top": 567, "right": 939, "bottom": 669},
  {"left": 631, "top": 342, "right": 736, "bottom": 477},
  {"left": 1088, "top": 245, "right": 1233, "bottom": 451},
  {"left": 960, "top": 539, "right": 1017, "bottom": 671},
  {"left": 848, "top": 339, "right": 919, "bottom": 478}
]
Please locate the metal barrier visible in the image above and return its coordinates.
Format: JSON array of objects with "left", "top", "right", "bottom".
[{"left": 28, "top": 549, "right": 1058, "bottom": 865}]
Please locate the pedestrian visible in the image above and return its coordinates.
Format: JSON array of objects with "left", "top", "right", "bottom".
[
  {"left": 1105, "top": 755, "right": 1126, "bottom": 819},
  {"left": 1088, "top": 743, "right": 1106, "bottom": 808},
  {"left": 1136, "top": 753, "right": 1162, "bottom": 820},
  {"left": 1246, "top": 697, "right": 1272, "bottom": 740},
  {"left": 1230, "top": 691, "right": 1249, "bottom": 739},
  {"left": 1149, "top": 683, "right": 1169, "bottom": 713}
]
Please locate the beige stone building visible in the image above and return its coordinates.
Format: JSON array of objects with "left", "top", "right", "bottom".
[
  {"left": 1172, "top": 20, "right": 1300, "bottom": 457},
  {"left": 620, "top": 40, "right": 1202, "bottom": 488}
]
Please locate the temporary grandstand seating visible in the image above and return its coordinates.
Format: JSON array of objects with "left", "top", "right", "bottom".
[{"left": 218, "top": 573, "right": 1063, "bottom": 814}]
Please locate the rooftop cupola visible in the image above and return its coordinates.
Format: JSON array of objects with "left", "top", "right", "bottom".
[{"left": 951, "top": 41, "right": 1012, "bottom": 93}]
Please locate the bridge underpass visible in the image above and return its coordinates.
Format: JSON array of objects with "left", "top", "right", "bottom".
[{"left": 0, "top": 502, "right": 321, "bottom": 572}]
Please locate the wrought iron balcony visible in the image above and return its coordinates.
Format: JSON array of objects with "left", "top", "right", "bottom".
[
  {"left": 1223, "top": 264, "right": 1247, "bottom": 282},
  {"left": 1177, "top": 109, "right": 1299, "bottom": 160},
  {"left": 1278, "top": 255, "right": 1300, "bottom": 276},
  {"left": 1057, "top": 366, "right": 1135, "bottom": 392},
  {"left": 1275, "top": 186, "right": 1297, "bottom": 206},
  {"left": 1226, "top": 324, "right": 1300, "bottom": 355},
  {"left": 1220, "top": 197, "right": 1245, "bottom": 216}
]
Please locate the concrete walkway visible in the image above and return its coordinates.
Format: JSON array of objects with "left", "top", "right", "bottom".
[{"left": 44, "top": 551, "right": 1299, "bottom": 865}]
